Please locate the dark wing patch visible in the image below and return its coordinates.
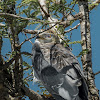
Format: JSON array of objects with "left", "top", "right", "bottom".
[
  {"left": 50, "top": 44, "right": 88, "bottom": 100},
  {"left": 50, "top": 44, "right": 82, "bottom": 84},
  {"left": 41, "top": 66, "right": 64, "bottom": 93},
  {"left": 50, "top": 44, "right": 83, "bottom": 76}
]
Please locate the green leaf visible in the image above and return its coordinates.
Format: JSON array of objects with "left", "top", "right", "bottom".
[
  {"left": 76, "top": 49, "right": 89, "bottom": 58},
  {"left": 89, "top": 3, "right": 98, "bottom": 7},
  {"left": 71, "top": 0, "right": 77, "bottom": 5},
  {"left": 68, "top": 40, "right": 82, "bottom": 44},
  {"left": 23, "top": 61, "right": 32, "bottom": 68}
]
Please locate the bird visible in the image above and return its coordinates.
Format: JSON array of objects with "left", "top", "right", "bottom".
[{"left": 32, "top": 31, "right": 88, "bottom": 100}]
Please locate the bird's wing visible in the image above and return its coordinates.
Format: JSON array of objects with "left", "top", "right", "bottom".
[
  {"left": 41, "top": 66, "right": 64, "bottom": 91},
  {"left": 32, "top": 43, "right": 88, "bottom": 100},
  {"left": 32, "top": 43, "right": 67, "bottom": 100},
  {"left": 32, "top": 43, "right": 49, "bottom": 80},
  {"left": 50, "top": 44, "right": 84, "bottom": 77},
  {"left": 41, "top": 66, "right": 81, "bottom": 100},
  {"left": 50, "top": 44, "right": 88, "bottom": 100}
]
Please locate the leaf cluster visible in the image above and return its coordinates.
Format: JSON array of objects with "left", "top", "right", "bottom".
[{"left": 17, "top": 0, "right": 40, "bottom": 18}]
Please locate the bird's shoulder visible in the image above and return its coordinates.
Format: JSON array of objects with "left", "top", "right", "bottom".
[
  {"left": 50, "top": 43, "right": 84, "bottom": 77},
  {"left": 50, "top": 44, "right": 78, "bottom": 68}
]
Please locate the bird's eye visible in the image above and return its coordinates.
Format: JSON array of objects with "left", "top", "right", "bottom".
[
  {"left": 43, "top": 34, "right": 54, "bottom": 38},
  {"left": 48, "top": 35, "right": 51, "bottom": 38},
  {"left": 44, "top": 34, "right": 50, "bottom": 38}
]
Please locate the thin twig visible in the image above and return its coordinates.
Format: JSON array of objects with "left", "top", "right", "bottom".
[
  {"left": 23, "top": 32, "right": 34, "bottom": 45},
  {"left": 24, "top": 73, "right": 33, "bottom": 80},
  {"left": 19, "top": 23, "right": 57, "bottom": 47},
  {"left": 94, "top": 71, "right": 100, "bottom": 76},
  {"left": 89, "top": 0, "right": 100, "bottom": 10},
  {"left": 21, "top": 52, "right": 32, "bottom": 56},
  {"left": 64, "top": 23, "right": 80, "bottom": 33},
  {"left": 22, "top": 29, "right": 39, "bottom": 34},
  {"left": 0, "top": 13, "right": 43, "bottom": 22}
]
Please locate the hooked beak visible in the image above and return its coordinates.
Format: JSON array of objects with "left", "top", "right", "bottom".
[
  {"left": 36, "top": 35, "right": 41, "bottom": 39},
  {"left": 36, "top": 35, "right": 45, "bottom": 40}
]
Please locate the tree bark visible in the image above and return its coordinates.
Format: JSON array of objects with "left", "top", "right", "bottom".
[
  {"left": 2, "top": 0, "right": 24, "bottom": 98},
  {"left": 78, "top": 0, "right": 99, "bottom": 100},
  {"left": 0, "top": 36, "right": 7, "bottom": 100},
  {"left": 23, "top": 86, "right": 44, "bottom": 100}
]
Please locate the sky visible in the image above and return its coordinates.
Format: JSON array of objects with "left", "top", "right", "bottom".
[
  {"left": 90, "top": 5, "right": 100, "bottom": 92},
  {"left": 1, "top": 1, "right": 100, "bottom": 99}
]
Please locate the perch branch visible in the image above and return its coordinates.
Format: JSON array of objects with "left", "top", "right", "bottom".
[{"left": 22, "top": 86, "right": 44, "bottom": 100}]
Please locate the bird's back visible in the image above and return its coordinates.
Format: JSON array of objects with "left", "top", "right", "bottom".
[{"left": 32, "top": 42, "right": 88, "bottom": 100}]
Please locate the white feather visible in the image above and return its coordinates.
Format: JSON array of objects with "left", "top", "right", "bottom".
[
  {"left": 33, "top": 70, "right": 40, "bottom": 85},
  {"left": 58, "top": 87, "right": 71, "bottom": 100}
]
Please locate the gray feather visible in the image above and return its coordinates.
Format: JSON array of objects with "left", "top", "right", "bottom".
[{"left": 32, "top": 39, "right": 88, "bottom": 100}]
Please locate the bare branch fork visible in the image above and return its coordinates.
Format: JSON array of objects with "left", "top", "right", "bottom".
[
  {"left": 0, "top": 51, "right": 32, "bottom": 70},
  {"left": 23, "top": 32, "right": 34, "bottom": 45},
  {"left": 23, "top": 23, "right": 80, "bottom": 37}
]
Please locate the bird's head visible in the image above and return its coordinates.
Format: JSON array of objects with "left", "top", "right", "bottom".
[{"left": 35, "top": 32, "right": 59, "bottom": 44}]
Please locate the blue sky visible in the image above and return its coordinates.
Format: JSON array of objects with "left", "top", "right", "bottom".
[
  {"left": 90, "top": 5, "right": 100, "bottom": 92},
  {"left": 1, "top": 1, "right": 100, "bottom": 99}
]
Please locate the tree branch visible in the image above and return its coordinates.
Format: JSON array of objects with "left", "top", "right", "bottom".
[
  {"left": 21, "top": 52, "right": 32, "bottom": 56},
  {"left": 94, "top": 71, "right": 100, "bottom": 76},
  {"left": 60, "top": 12, "right": 82, "bottom": 27},
  {"left": 0, "top": 53, "right": 21, "bottom": 70},
  {"left": 22, "top": 13, "right": 82, "bottom": 35},
  {"left": 0, "top": 23, "right": 5, "bottom": 27},
  {"left": 0, "top": 13, "right": 43, "bottom": 22},
  {"left": 38, "top": 0, "right": 49, "bottom": 18},
  {"left": 0, "top": 51, "right": 32, "bottom": 70},
  {"left": 23, "top": 29, "right": 39, "bottom": 34},
  {"left": 78, "top": 0, "right": 99, "bottom": 99},
  {"left": 89, "top": 0, "right": 100, "bottom": 10},
  {"left": 22, "top": 86, "right": 56, "bottom": 100},
  {"left": 64, "top": 23, "right": 80, "bottom": 33},
  {"left": 0, "top": 0, "right": 100, "bottom": 29},
  {"left": 22, "top": 86, "right": 44, "bottom": 100}
]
